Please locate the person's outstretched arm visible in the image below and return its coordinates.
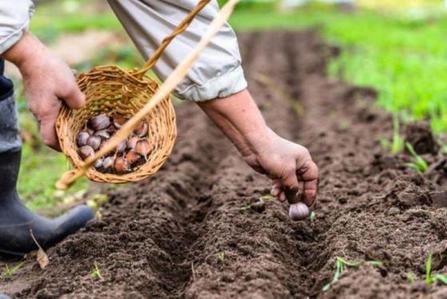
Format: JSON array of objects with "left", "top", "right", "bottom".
[
  {"left": 198, "top": 89, "right": 318, "bottom": 207},
  {"left": 108, "top": 0, "right": 319, "bottom": 208},
  {"left": 0, "top": 1, "right": 85, "bottom": 150}
]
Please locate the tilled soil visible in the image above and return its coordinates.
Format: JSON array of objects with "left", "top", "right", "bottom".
[{"left": 2, "top": 31, "right": 447, "bottom": 299}]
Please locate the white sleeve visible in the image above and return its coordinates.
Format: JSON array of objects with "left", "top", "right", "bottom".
[
  {"left": 107, "top": 0, "right": 248, "bottom": 102},
  {"left": 0, "top": 0, "right": 35, "bottom": 54}
]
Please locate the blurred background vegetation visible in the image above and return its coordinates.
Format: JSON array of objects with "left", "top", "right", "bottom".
[{"left": 9, "top": 0, "right": 447, "bottom": 211}]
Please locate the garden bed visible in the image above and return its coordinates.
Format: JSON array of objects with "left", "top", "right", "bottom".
[{"left": 1, "top": 31, "right": 447, "bottom": 299}]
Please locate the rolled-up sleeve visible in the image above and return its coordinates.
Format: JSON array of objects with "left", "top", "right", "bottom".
[
  {"left": 0, "top": 0, "right": 34, "bottom": 55},
  {"left": 107, "top": 0, "right": 247, "bottom": 102}
]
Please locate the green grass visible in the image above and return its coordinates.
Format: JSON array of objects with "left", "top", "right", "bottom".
[{"left": 228, "top": 6, "right": 447, "bottom": 134}]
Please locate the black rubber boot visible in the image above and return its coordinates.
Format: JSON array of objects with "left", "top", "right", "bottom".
[{"left": 0, "top": 150, "right": 94, "bottom": 257}]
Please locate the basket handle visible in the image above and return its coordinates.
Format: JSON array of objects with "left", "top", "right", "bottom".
[
  {"left": 133, "top": 0, "right": 211, "bottom": 78},
  {"left": 56, "top": 0, "right": 240, "bottom": 190}
]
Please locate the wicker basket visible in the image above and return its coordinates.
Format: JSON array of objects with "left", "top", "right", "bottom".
[{"left": 56, "top": 0, "right": 210, "bottom": 184}]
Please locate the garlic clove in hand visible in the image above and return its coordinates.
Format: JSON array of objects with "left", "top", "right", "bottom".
[{"left": 289, "top": 202, "right": 310, "bottom": 221}]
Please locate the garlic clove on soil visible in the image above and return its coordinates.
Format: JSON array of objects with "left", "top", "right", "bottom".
[
  {"left": 88, "top": 114, "right": 111, "bottom": 131},
  {"left": 289, "top": 202, "right": 310, "bottom": 221},
  {"left": 79, "top": 145, "right": 95, "bottom": 160},
  {"left": 76, "top": 131, "right": 90, "bottom": 147}
]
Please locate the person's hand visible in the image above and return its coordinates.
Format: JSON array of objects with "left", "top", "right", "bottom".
[
  {"left": 198, "top": 89, "right": 319, "bottom": 213},
  {"left": 2, "top": 32, "right": 85, "bottom": 150},
  {"left": 243, "top": 129, "right": 319, "bottom": 207}
]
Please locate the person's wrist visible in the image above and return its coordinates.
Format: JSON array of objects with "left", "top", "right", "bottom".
[
  {"left": 2, "top": 32, "right": 44, "bottom": 75},
  {"left": 242, "top": 126, "right": 276, "bottom": 156}
]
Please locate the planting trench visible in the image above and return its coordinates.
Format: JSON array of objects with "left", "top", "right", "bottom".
[{"left": 1, "top": 31, "right": 447, "bottom": 298}]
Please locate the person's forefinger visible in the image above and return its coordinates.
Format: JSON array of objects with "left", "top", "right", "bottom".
[
  {"left": 60, "top": 83, "right": 85, "bottom": 109},
  {"left": 300, "top": 160, "right": 319, "bottom": 207}
]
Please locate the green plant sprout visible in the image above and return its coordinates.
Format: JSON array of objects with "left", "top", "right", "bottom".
[
  {"left": 425, "top": 253, "right": 447, "bottom": 286},
  {"left": 216, "top": 252, "right": 226, "bottom": 263},
  {"left": 367, "top": 260, "right": 383, "bottom": 267},
  {"left": 0, "top": 262, "right": 24, "bottom": 280},
  {"left": 323, "top": 258, "right": 384, "bottom": 292},
  {"left": 391, "top": 115, "right": 405, "bottom": 154},
  {"left": 405, "top": 142, "right": 429, "bottom": 173},
  {"left": 240, "top": 194, "right": 274, "bottom": 211},
  {"left": 322, "top": 257, "right": 361, "bottom": 291},
  {"left": 90, "top": 262, "right": 103, "bottom": 280},
  {"left": 310, "top": 211, "right": 316, "bottom": 222},
  {"left": 379, "top": 115, "right": 404, "bottom": 154}
]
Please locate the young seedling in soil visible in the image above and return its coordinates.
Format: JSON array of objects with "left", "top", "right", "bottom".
[
  {"left": 216, "top": 252, "right": 226, "bottom": 263},
  {"left": 0, "top": 262, "right": 23, "bottom": 280},
  {"left": 90, "top": 262, "right": 103, "bottom": 280},
  {"left": 323, "top": 258, "right": 383, "bottom": 291},
  {"left": 405, "top": 142, "right": 429, "bottom": 173},
  {"left": 322, "top": 257, "right": 361, "bottom": 291},
  {"left": 240, "top": 194, "right": 274, "bottom": 212},
  {"left": 380, "top": 115, "right": 405, "bottom": 154},
  {"left": 425, "top": 253, "right": 447, "bottom": 286},
  {"left": 309, "top": 211, "right": 316, "bottom": 222},
  {"left": 392, "top": 115, "right": 405, "bottom": 154}
]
